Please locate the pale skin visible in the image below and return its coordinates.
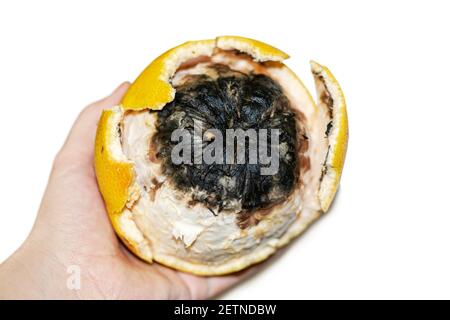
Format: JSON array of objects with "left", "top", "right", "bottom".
[{"left": 0, "top": 83, "right": 255, "bottom": 299}]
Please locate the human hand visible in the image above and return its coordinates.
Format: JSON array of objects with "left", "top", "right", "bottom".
[{"left": 0, "top": 83, "right": 252, "bottom": 299}]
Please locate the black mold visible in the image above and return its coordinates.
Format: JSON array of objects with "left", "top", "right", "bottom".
[{"left": 153, "top": 68, "right": 299, "bottom": 215}]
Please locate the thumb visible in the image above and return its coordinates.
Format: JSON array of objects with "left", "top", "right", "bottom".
[
  {"left": 55, "top": 82, "right": 130, "bottom": 168},
  {"left": 34, "top": 82, "right": 130, "bottom": 236}
]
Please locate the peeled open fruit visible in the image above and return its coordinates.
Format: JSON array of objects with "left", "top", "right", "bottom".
[{"left": 94, "top": 36, "right": 348, "bottom": 275}]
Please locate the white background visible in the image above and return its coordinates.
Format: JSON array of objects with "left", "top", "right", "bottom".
[{"left": 1, "top": 0, "right": 449, "bottom": 299}]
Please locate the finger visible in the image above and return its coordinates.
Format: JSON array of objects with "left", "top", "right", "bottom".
[
  {"left": 56, "top": 82, "right": 130, "bottom": 167},
  {"left": 204, "top": 248, "right": 288, "bottom": 298},
  {"left": 205, "top": 266, "right": 259, "bottom": 298},
  {"left": 175, "top": 264, "right": 260, "bottom": 300}
]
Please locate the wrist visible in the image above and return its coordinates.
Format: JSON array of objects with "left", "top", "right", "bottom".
[{"left": 0, "top": 236, "right": 78, "bottom": 299}]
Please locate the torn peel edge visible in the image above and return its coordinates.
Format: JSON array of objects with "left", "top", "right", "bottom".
[
  {"left": 94, "top": 107, "right": 154, "bottom": 261},
  {"left": 94, "top": 106, "right": 138, "bottom": 215},
  {"left": 310, "top": 61, "right": 348, "bottom": 212},
  {"left": 120, "top": 36, "right": 290, "bottom": 111},
  {"left": 216, "top": 35, "right": 290, "bottom": 62}
]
